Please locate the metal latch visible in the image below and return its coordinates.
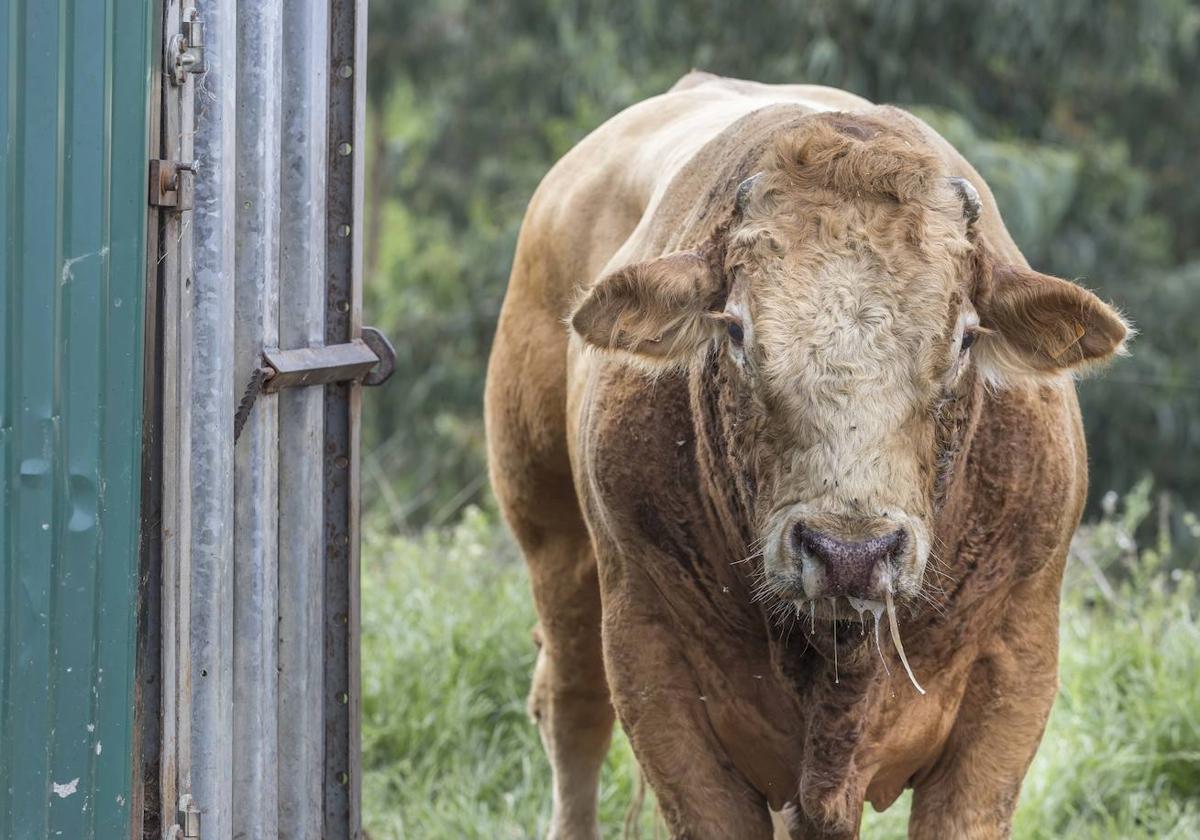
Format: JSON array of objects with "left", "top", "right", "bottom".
[
  {"left": 167, "top": 8, "right": 206, "bottom": 85},
  {"left": 262, "top": 327, "right": 396, "bottom": 392},
  {"left": 149, "top": 158, "right": 197, "bottom": 210},
  {"left": 233, "top": 327, "right": 395, "bottom": 442}
]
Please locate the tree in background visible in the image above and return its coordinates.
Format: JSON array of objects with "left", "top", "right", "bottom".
[{"left": 363, "top": 0, "right": 1200, "bottom": 530}]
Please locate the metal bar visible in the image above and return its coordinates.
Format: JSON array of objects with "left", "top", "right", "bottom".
[
  {"left": 263, "top": 340, "right": 377, "bottom": 392},
  {"left": 232, "top": 0, "right": 282, "bottom": 835},
  {"left": 323, "top": 0, "right": 366, "bottom": 835},
  {"left": 277, "top": 0, "right": 329, "bottom": 833},
  {"left": 189, "top": 0, "right": 237, "bottom": 835},
  {"left": 158, "top": 0, "right": 196, "bottom": 834}
]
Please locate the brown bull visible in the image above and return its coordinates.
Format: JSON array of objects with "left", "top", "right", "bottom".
[{"left": 484, "top": 73, "right": 1128, "bottom": 839}]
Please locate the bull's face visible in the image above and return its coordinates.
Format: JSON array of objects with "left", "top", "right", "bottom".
[{"left": 571, "top": 114, "right": 1129, "bottom": 629}]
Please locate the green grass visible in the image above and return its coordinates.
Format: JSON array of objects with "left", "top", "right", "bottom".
[
  {"left": 361, "top": 508, "right": 649, "bottom": 839},
  {"left": 361, "top": 502, "right": 1200, "bottom": 839}
]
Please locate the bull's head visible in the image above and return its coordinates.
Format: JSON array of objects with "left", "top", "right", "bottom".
[{"left": 570, "top": 111, "right": 1128, "bottom": 652}]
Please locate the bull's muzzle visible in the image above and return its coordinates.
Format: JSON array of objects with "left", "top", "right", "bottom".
[{"left": 791, "top": 522, "right": 906, "bottom": 600}]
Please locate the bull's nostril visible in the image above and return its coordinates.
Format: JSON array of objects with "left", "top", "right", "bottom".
[
  {"left": 792, "top": 523, "right": 907, "bottom": 565},
  {"left": 790, "top": 522, "right": 908, "bottom": 597},
  {"left": 792, "top": 520, "right": 811, "bottom": 561},
  {"left": 881, "top": 527, "right": 905, "bottom": 559}
]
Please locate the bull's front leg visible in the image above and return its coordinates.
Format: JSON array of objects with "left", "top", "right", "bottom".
[
  {"left": 601, "top": 594, "right": 775, "bottom": 840},
  {"left": 906, "top": 636, "right": 1059, "bottom": 839}
]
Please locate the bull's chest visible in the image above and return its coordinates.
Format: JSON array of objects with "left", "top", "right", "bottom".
[{"left": 572, "top": 363, "right": 965, "bottom": 816}]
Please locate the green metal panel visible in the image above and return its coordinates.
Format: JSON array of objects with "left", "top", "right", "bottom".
[{"left": 0, "top": 0, "right": 154, "bottom": 836}]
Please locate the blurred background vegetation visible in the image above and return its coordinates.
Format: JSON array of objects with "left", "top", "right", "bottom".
[{"left": 362, "top": 0, "right": 1200, "bottom": 533}]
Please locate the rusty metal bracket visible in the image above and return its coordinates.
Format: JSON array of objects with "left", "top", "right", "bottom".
[
  {"left": 149, "top": 158, "right": 196, "bottom": 210},
  {"left": 167, "top": 7, "right": 206, "bottom": 85}
]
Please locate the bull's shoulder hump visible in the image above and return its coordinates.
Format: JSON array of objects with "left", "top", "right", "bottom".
[
  {"left": 520, "top": 91, "right": 783, "bottom": 244},
  {"left": 669, "top": 72, "right": 876, "bottom": 114},
  {"left": 514, "top": 79, "right": 887, "bottom": 311},
  {"left": 532, "top": 78, "right": 874, "bottom": 222},
  {"left": 598, "top": 80, "right": 881, "bottom": 204}
]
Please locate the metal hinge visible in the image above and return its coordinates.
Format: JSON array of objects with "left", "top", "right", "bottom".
[
  {"left": 166, "top": 793, "right": 201, "bottom": 840},
  {"left": 149, "top": 158, "right": 197, "bottom": 210},
  {"left": 167, "top": 8, "right": 206, "bottom": 85}
]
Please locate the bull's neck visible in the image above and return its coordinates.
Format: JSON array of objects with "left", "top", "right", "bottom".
[{"left": 685, "top": 348, "right": 759, "bottom": 562}]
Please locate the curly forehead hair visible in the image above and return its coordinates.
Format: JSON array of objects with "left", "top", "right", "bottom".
[
  {"left": 725, "top": 107, "right": 973, "bottom": 283},
  {"left": 766, "top": 107, "right": 945, "bottom": 204}
]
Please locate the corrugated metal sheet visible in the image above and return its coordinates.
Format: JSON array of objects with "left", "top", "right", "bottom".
[{"left": 0, "top": 0, "right": 154, "bottom": 836}]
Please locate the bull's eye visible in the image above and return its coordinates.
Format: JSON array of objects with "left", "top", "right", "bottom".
[
  {"left": 960, "top": 328, "right": 978, "bottom": 354},
  {"left": 727, "top": 319, "right": 745, "bottom": 346}
]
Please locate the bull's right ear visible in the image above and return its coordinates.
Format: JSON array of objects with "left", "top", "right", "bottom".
[{"left": 570, "top": 250, "right": 727, "bottom": 364}]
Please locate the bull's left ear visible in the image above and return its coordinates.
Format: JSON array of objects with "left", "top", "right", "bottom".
[
  {"left": 570, "top": 250, "right": 727, "bottom": 364},
  {"left": 976, "top": 264, "right": 1131, "bottom": 385}
]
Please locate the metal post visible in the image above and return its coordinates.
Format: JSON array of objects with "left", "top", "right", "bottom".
[
  {"left": 278, "top": 0, "right": 329, "bottom": 835},
  {"left": 159, "top": 0, "right": 196, "bottom": 830},
  {"left": 323, "top": 0, "right": 366, "bottom": 835},
  {"left": 189, "top": 0, "right": 237, "bottom": 836},
  {"left": 232, "top": 0, "right": 282, "bottom": 836}
]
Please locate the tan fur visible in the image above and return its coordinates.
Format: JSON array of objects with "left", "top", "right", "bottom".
[
  {"left": 485, "top": 73, "right": 1127, "bottom": 840},
  {"left": 570, "top": 249, "right": 729, "bottom": 361}
]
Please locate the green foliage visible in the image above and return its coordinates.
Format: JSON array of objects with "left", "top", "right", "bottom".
[
  {"left": 1078, "top": 263, "right": 1200, "bottom": 503},
  {"left": 360, "top": 494, "right": 1200, "bottom": 838},
  {"left": 360, "top": 509, "right": 657, "bottom": 838},
  {"left": 363, "top": 0, "right": 1200, "bottom": 527},
  {"left": 1012, "top": 483, "right": 1200, "bottom": 838}
]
